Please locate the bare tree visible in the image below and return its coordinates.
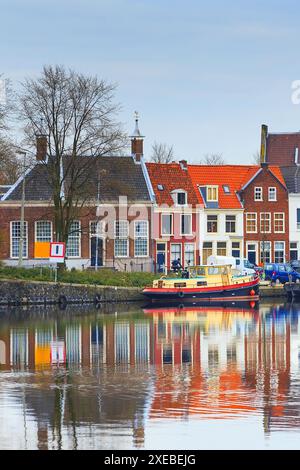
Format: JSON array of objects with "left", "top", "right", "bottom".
[
  {"left": 201, "top": 153, "right": 226, "bottom": 165},
  {"left": 150, "top": 142, "right": 174, "bottom": 163},
  {"left": 252, "top": 150, "right": 261, "bottom": 165},
  {"left": 18, "top": 65, "right": 127, "bottom": 257}
]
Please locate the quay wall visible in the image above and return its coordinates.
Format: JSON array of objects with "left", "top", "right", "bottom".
[{"left": 0, "top": 279, "right": 144, "bottom": 306}]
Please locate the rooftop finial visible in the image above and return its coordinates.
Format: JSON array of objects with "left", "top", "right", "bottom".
[{"left": 131, "top": 111, "right": 144, "bottom": 138}]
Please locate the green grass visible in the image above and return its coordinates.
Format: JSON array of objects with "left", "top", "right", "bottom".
[{"left": 0, "top": 265, "right": 159, "bottom": 288}]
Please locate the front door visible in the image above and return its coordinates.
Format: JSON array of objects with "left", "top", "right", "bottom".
[
  {"left": 91, "top": 237, "right": 103, "bottom": 267},
  {"left": 247, "top": 243, "right": 257, "bottom": 265},
  {"left": 156, "top": 243, "right": 166, "bottom": 273}
]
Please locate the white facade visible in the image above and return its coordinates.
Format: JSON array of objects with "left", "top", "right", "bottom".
[
  {"left": 289, "top": 193, "right": 300, "bottom": 261},
  {"left": 198, "top": 208, "right": 244, "bottom": 264}
]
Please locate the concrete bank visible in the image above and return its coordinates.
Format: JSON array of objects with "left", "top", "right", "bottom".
[
  {"left": 259, "top": 284, "right": 285, "bottom": 298},
  {"left": 0, "top": 278, "right": 144, "bottom": 306}
]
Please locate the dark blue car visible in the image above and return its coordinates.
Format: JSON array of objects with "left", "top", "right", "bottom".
[{"left": 264, "top": 263, "right": 300, "bottom": 284}]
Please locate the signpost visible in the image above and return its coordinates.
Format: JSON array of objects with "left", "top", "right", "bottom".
[{"left": 49, "top": 242, "right": 66, "bottom": 282}]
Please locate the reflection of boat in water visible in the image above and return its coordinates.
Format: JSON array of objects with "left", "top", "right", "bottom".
[{"left": 143, "top": 264, "right": 259, "bottom": 302}]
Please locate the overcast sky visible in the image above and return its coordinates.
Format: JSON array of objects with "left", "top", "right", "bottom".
[{"left": 1, "top": 0, "right": 300, "bottom": 163}]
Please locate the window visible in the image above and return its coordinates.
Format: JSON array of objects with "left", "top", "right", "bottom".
[
  {"left": 207, "top": 186, "right": 218, "bottom": 202},
  {"left": 274, "top": 242, "right": 285, "bottom": 263},
  {"left": 66, "top": 221, "right": 81, "bottom": 257},
  {"left": 217, "top": 242, "right": 227, "bottom": 256},
  {"left": 231, "top": 241, "right": 241, "bottom": 258},
  {"left": 246, "top": 213, "right": 257, "bottom": 233},
  {"left": 274, "top": 213, "right": 284, "bottom": 233},
  {"left": 134, "top": 220, "right": 148, "bottom": 257},
  {"left": 171, "top": 244, "right": 182, "bottom": 264},
  {"left": 202, "top": 242, "right": 213, "bottom": 264},
  {"left": 260, "top": 213, "right": 271, "bottom": 233},
  {"left": 114, "top": 220, "right": 129, "bottom": 257},
  {"left": 157, "top": 184, "right": 164, "bottom": 191},
  {"left": 35, "top": 221, "right": 52, "bottom": 242},
  {"left": 254, "top": 187, "right": 263, "bottom": 201},
  {"left": 181, "top": 214, "right": 192, "bottom": 235},
  {"left": 184, "top": 243, "right": 195, "bottom": 267},
  {"left": 90, "top": 220, "right": 105, "bottom": 236},
  {"left": 10, "top": 221, "right": 28, "bottom": 259},
  {"left": 207, "top": 215, "right": 218, "bottom": 233},
  {"left": 223, "top": 185, "right": 230, "bottom": 194},
  {"left": 268, "top": 187, "right": 277, "bottom": 201},
  {"left": 226, "top": 215, "right": 236, "bottom": 233},
  {"left": 161, "top": 214, "right": 172, "bottom": 235},
  {"left": 171, "top": 191, "right": 187, "bottom": 206},
  {"left": 290, "top": 242, "right": 298, "bottom": 261},
  {"left": 297, "top": 209, "right": 300, "bottom": 230},
  {"left": 260, "top": 241, "right": 271, "bottom": 264}
]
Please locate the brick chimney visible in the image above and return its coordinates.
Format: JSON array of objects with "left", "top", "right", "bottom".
[
  {"left": 36, "top": 134, "right": 48, "bottom": 162},
  {"left": 130, "top": 112, "right": 144, "bottom": 163}
]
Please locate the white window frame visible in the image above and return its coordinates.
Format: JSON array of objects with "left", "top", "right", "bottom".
[
  {"left": 274, "top": 213, "right": 285, "bottom": 233},
  {"left": 207, "top": 214, "right": 218, "bottom": 233},
  {"left": 171, "top": 190, "right": 187, "bottom": 206},
  {"left": 170, "top": 243, "right": 182, "bottom": 264},
  {"left": 246, "top": 213, "right": 257, "bottom": 233},
  {"left": 268, "top": 187, "right": 277, "bottom": 201},
  {"left": 134, "top": 220, "right": 149, "bottom": 258},
  {"left": 260, "top": 241, "right": 272, "bottom": 264},
  {"left": 260, "top": 212, "right": 271, "bottom": 233},
  {"left": 161, "top": 213, "right": 173, "bottom": 236},
  {"left": 10, "top": 221, "right": 28, "bottom": 259},
  {"left": 184, "top": 243, "right": 195, "bottom": 267},
  {"left": 207, "top": 186, "right": 218, "bottom": 202},
  {"left": 254, "top": 187, "right": 263, "bottom": 201},
  {"left": 35, "top": 220, "right": 52, "bottom": 242},
  {"left": 180, "top": 213, "right": 193, "bottom": 236},
  {"left": 274, "top": 241, "right": 285, "bottom": 263},
  {"left": 114, "top": 220, "right": 129, "bottom": 258},
  {"left": 225, "top": 214, "right": 236, "bottom": 234},
  {"left": 66, "top": 220, "right": 81, "bottom": 258}
]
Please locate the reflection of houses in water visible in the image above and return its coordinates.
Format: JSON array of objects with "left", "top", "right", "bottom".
[{"left": 0, "top": 306, "right": 300, "bottom": 448}]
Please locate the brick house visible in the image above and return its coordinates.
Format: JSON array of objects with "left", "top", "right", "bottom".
[
  {"left": 0, "top": 119, "right": 155, "bottom": 271},
  {"left": 260, "top": 124, "right": 299, "bottom": 261},
  {"left": 146, "top": 160, "right": 199, "bottom": 272},
  {"left": 239, "top": 163, "right": 289, "bottom": 265}
]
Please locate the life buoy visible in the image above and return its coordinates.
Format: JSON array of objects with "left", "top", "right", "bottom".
[{"left": 178, "top": 291, "right": 185, "bottom": 298}]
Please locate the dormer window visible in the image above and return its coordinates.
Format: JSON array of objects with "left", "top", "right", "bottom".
[
  {"left": 171, "top": 190, "right": 187, "bottom": 206},
  {"left": 207, "top": 186, "right": 218, "bottom": 202}
]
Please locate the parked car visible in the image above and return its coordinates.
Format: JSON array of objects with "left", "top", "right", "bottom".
[
  {"left": 291, "top": 260, "right": 300, "bottom": 273},
  {"left": 239, "top": 259, "right": 263, "bottom": 276},
  {"left": 264, "top": 263, "right": 300, "bottom": 284},
  {"left": 207, "top": 255, "right": 256, "bottom": 275}
]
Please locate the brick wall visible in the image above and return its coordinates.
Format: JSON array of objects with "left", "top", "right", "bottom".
[{"left": 241, "top": 167, "right": 289, "bottom": 263}]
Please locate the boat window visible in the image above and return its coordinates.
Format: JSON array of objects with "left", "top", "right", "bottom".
[
  {"left": 174, "top": 282, "right": 187, "bottom": 288},
  {"left": 197, "top": 281, "right": 207, "bottom": 286},
  {"left": 196, "top": 267, "right": 206, "bottom": 276},
  {"left": 208, "top": 266, "right": 221, "bottom": 275}
]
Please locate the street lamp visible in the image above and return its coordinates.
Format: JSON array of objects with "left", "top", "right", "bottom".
[{"left": 16, "top": 151, "right": 26, "bottom": 267}]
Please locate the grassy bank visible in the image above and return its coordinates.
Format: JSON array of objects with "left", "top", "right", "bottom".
[{"left": 0, "top": 266, "right": 158, "bottom": 288}]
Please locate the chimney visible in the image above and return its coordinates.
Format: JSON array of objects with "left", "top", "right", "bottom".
[
  {"left": 130, "top": 111, "right": 144, "bottom": 163},
  {"left": 36, "top": 134, "right": 48, "bottom": 162},
  {"left": 179, "top": 160, "right": 187, "bottom": 171},
  {"left": 260, "top": 124, "right": 268, "bottom": 164}
]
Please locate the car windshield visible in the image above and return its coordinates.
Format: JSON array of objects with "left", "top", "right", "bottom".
[{"left": 286, "top": 266, "right": 293, "bottom": 273}]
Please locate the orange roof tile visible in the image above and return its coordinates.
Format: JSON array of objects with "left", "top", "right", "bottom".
[{"left": 146, "top": 162, "right": 199, "bottom": 206}]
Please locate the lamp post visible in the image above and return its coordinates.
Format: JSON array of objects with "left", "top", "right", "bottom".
[{"left": 17, "top": 151, "right": 26, "bottom": 267}]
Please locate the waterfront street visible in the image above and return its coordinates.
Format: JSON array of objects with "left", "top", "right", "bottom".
[{"left": 0, "top": 301, "right": 300, "bottom": 450}]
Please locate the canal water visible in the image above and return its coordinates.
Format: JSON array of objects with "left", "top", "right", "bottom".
[{"left": 0, "top": 300, "right": 300, "bottom": 450}]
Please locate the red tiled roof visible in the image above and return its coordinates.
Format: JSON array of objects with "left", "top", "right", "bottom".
[
  {"left": 146, "top": 162, "right": 199, "bottom": 206},
  {"left": 188, "top": 165, "right": 286, "bottom": 209},
  {"left": 266, "top": 133, "right": 300, "bottom": 167}
]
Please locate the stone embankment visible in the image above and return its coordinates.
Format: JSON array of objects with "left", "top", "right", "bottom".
[{"left": 0, "top": 279, "right": 144, "bottom": 306}]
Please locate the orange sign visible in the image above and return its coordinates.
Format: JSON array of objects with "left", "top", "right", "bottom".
[{"left": 34, "top": 241, "right": 51, "bottom": 259}]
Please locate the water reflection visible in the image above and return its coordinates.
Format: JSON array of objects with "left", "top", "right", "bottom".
[{"left": 0, "top": 302, "right": 299, "bottom": 449}]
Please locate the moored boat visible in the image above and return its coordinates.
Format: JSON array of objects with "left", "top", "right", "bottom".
[{"left": 143, "top": 264, "right": 260, "bottom": 302}]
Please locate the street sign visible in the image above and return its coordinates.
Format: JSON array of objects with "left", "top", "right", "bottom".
[{"left": 49, "top": 242, "right": 66, "bottom": 263}]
